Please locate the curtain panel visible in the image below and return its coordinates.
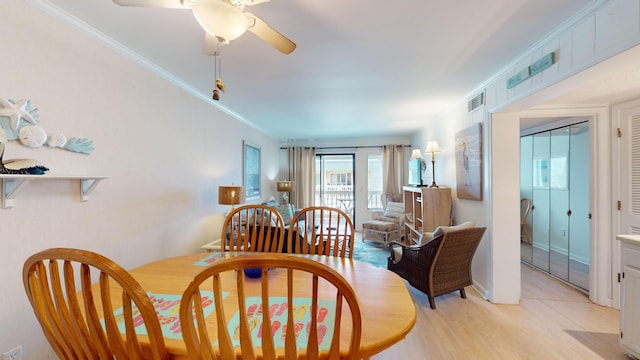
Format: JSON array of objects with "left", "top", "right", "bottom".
[
  {"left": 287, "top": 146, "right": 316, "bottom": 208},
  {"left": 383, "top": 145, "right": 406, "bottom": 195}
]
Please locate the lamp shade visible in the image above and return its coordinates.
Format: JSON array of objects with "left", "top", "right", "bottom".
[
  {"left": 425, "top": 141, "right": 441, "bottom": 154},
  {"left": 276, "top": 181, "right": 294, "bottom": 192},
  {"left": 410, "top": 149, "right": 423, "bottom": 159},
  {"left": 218, "top": 185, "right": 245, "bottom": 205}
]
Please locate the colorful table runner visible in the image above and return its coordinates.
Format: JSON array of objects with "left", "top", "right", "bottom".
[
  {"left": 226, "top": 296, "right": 337, "bottom": 351},
  {"left": 194, "top": 252, "right": 334, "bottom": 267},
  {"left": 111, "top": 290, "right": 223, "bottom": 339},
  {"left": 194, "top": 252, "right": 255, "bottom": 266}
]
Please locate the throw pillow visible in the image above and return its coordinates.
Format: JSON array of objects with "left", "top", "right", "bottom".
[
  {"left": 262, "top": 200, "right": 280, "bottom": 208},
  {"left": 438, "top": 221, "right": 476, "bottom": 235},
  {"left": 275, "top": 203, "right": 294, "bottom": 225},
  {"left": 256, "top": 208, "right": 279, "bottom": 227},
  {"left": 426, "top": 221, "right": 476, "bottom": 244},
  {"left": 383, "top": 202, "right": 404, "bottom": 218}
]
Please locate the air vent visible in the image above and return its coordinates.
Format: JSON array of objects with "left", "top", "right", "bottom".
[{"left": 468, "top": 92, "right": 485, "bottom": 112}]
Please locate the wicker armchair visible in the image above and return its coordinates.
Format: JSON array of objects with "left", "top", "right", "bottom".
[{"left": 387, "top": 226, "right": 487, "bottom": 309}]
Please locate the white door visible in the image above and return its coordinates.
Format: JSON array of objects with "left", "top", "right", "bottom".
[
  {"left": 614, "top": 98, "right": 640, "bottom": 308},
  {"left": 621, "top": 245, "right": 640, "bottom": 357}
]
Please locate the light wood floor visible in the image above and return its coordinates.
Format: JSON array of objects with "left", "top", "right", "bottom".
[
  {"left": 521, "top": 241, "right": 590, "bottom": 291},
  {"left": 372, "top": 263, "right": 630, "bottom": 359}
]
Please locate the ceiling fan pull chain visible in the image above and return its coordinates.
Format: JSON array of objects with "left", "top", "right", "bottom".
[
  {"left": 212, "top": 54, "right": 220, "bottom": 101},
  {"left": 216, "top": 54, "right": 225, "bottom": 93}
]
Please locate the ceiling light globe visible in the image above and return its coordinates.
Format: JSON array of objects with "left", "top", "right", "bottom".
[{"left": 192, "top": 1, "right": 248, "bottom": 43}]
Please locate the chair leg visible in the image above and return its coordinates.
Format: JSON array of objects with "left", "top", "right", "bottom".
[
  {"left": 521, "top": 224, "right": 532, "bottom": 244},
  {"left": 460, "top": 288, "right": 467, "bottom": 299},
  {"left": 428, "top": 296, "right": 437, "bottom": 309}
]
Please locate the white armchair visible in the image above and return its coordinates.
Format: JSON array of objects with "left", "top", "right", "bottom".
[
  {"left": 362, "top": 194, "right": 404, "bottom": 245},
  {"left": 372, "top": 193, "right": 404, "bottom": 226}
]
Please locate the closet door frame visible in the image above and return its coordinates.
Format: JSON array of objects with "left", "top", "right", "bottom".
[
  {"left": 520, "top": 107, "right": 608, "bottom": 307},
  {"left": 520, "top": 116, "right": 595, "bottom": 294}
]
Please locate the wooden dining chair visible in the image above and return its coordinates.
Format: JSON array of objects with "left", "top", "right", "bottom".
[
  {"left": 179, "top": 254, "right": 363, "bottom": 360},
  {"left": 221, "top": 204, "right": 286, "bottom": 252},
  {"left": 287, "top": 206, "right": 355, "bottom": 258},
  {"left": 22, "top": 248, "right": 169, "bottom": 360},
  {"left": 520, "top": 198, "right": 532, "bottom": 244}
]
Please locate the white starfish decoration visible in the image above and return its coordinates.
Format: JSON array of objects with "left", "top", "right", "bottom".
[{"left": 0, "top": 98, "right": 39, "bottom": 131}]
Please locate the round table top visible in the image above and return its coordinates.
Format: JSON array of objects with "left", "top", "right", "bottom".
[{"left": 128, "top": 252, "right": 416, "bottom": 358}]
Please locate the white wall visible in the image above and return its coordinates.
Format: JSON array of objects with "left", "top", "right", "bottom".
[
  {"left": 483, "top": 0, "right": 630, "bottom": 303},
  {"left": 0, "top": 1, "right": 279, "bottom": 357},
  {"left": 485, "top": 0, "right": 640, "bottom": 112},
  {"left": 411, "top": 0, "right": 640, "bottom": 305},
  {"left": 411, "top": 104, "right": 494, "bottom": 299},
  {"left": 487, "top": 112, "right": 521, "bottom": 304}
]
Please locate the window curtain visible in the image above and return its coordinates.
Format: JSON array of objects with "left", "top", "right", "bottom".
[
  {"left": 383, "top": 145, "right": 406, "bottom": 195},
  {"left": 287, "top": 146, "right": 316, "bottom": 208}
]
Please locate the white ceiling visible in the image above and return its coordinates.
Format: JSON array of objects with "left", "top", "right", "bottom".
[{"left": 41, "top": 0, "right": 597, "bottom": 140}]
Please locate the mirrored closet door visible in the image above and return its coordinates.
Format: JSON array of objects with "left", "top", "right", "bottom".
[{"left": 520, "top": 121, "right": 590, "bottom": 292}]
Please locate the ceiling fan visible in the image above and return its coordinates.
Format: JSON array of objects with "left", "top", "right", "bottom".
[{"left": 112, "top": 0, "right": 296, "bottom": 54}]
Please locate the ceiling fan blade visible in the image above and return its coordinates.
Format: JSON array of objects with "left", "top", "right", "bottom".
[
  {"left": 246, "top": 12, "right": 296, "bottom": 54},
  {"left": 112, "top": 0, "right": 191, "bottom": 8},
  {"left": 203, "top": 33, "right": 222, "bottom": 56},
  {"left": 227, "top": 0, "right": 270, "bottom": 6}
]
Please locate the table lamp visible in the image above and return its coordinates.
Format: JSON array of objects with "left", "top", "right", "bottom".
[
  {"left": 276, "top": 180, "right": 294, "bottom": 204},
  {"left": 218, "top": 185, "right": 245, "bottom": 213},
  {"left": 425, "top": 141, "right": 441, "bottom": 188}
]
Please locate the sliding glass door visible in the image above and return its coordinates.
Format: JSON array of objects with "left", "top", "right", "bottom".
[{"left": 315, "top": 154, "right": 355, "bottom": 221}]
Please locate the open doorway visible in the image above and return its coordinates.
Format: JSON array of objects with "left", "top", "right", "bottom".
[{"left": 520, "top": 117, "right": 591, "bottom": 293}]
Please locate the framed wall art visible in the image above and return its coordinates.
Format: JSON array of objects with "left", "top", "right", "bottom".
[
  {"left": 243, "top": 141, "right": 261, "bottom": 199},
  {"left": 455, "top": 123, "right": 483, "bottom": 201}
]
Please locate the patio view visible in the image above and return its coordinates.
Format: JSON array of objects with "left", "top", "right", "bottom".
[{"left": 315, "top": 154, "right": 385, "bottom": 223}]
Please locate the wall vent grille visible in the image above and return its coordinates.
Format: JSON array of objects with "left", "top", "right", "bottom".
[{"left": 468, "top": 92, "right": 485, "bottom": 112}]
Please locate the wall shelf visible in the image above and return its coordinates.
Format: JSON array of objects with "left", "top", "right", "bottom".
[{"left": 0, "top": 175, "right": 108, "bottom": 209}]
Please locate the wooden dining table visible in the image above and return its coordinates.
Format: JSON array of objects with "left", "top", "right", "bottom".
[{"left": 122, "top": 252, "right": 416, "bottom": 359}]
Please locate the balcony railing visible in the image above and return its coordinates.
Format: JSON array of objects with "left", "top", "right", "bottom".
[{"left": 314, "top": 190, "right": 383, "bottom": 218}]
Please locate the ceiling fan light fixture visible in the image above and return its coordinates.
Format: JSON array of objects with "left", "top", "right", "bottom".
[{"left": 192, "top": 1, "right": 249, "bottom": 43}]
